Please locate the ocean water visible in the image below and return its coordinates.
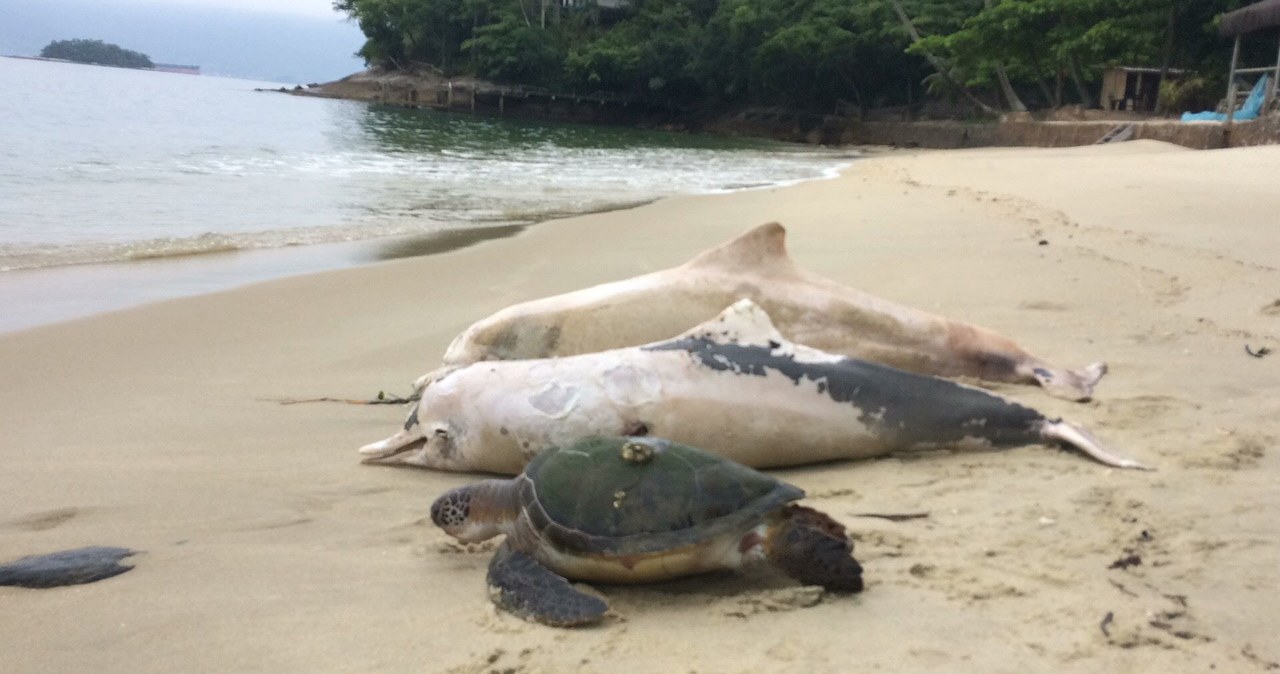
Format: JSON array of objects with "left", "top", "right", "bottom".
[{"left": 0, "top": 56, "right": 853, "bottom": 331}]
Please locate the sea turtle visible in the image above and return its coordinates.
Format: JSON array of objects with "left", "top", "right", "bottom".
[{"left": 430, "top": 435, "right": 864, "bottom": 627}]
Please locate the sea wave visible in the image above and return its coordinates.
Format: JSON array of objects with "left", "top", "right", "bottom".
[
  {"left": 0, "top": 158, "right": 853, "bottom": 273},
  {"left": 0, "top": 225, "right": 401, "bottom": 271},
  {"left": 0, "top": 198, "right": 665, "bottom": 271}
]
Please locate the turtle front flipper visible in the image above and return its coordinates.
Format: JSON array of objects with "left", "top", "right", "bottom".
[
  {"left": 767, "top": 505, "right": 863, "bottom": 593},
  {"left": 487, "top": 541, "right": 608, "bottom": 627}
]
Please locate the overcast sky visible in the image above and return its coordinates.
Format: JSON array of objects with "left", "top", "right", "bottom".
[
  {"left": 4, "top": 0, "right": 366, "bottom": 82},
  {"left": 139, "top": 0, "right": 345, "bottom": 18}
]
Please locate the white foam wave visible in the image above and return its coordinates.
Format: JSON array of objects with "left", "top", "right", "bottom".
[{"left": 0, "top": 198, "right": 654, "bottom": 271}]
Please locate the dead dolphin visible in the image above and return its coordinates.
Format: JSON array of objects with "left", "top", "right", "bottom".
[
  {"left": 362, "top": 300, "right": 1146, "bottom": 474},
  {"left": 428, "top": 222, "right": 1105, "bottom": 401}
]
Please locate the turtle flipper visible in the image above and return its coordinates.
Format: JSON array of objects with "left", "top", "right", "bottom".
[
  {"left": 768, "top": 505, "right": 863, "bottom": 593},
  {"left": 486, "top": 541, "right": 608, "bottom": 627}
]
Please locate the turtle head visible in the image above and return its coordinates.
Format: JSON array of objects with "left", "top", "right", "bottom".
[{"left": 430, "top": 480, "right": 519, "bottom": 543}]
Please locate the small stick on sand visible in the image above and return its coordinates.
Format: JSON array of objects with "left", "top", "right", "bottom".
[{"left": 266, "top": 392, "right": 421, "bottom": 406}]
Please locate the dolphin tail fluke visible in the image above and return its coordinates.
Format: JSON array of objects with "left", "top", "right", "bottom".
[
  {"left": 1039, "top": 419, "right": 1151, "bottom": 470},
  {"left": 1031, "top": 361, "right": 1108, "bottom": 402}
]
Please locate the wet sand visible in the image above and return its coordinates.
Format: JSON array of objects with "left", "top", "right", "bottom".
[
  {"left": 0, "top": 225, "right": 538, "bottom": 335},
  {"left": 1, "top": 140, "right": 1277, "bottom": 673}
]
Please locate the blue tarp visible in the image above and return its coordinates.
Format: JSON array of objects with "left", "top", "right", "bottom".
[{"left": 1181, "top": 74, "right": 1270, "bottom": 122}]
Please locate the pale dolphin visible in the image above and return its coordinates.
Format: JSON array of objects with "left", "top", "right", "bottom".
[{"left": 428, "top": 222, "right": 1106, "bottom": 401}]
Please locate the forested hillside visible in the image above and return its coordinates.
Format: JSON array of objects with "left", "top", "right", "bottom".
[{"left": 334, "top": 0, "right": 1256, "bottom": 114}]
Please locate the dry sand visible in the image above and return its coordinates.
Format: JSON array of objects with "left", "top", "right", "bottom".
[{"left": 2, "top": 140, "right": 1277, "bottom": 673}]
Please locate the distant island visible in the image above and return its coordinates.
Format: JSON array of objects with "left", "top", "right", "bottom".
[
  {"left": 20, "top": 39, "right": 201, "bottom": 74},
  {"left": 40, "top": 38, "right": 153, "bottom": 69}
]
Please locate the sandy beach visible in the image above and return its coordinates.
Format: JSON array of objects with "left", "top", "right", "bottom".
[{"left": 2, "top": 140, "right": 1277, "bottom": 673}]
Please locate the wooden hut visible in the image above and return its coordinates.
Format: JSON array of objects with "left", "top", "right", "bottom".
[{"left": 1100, "top": 67, "right": 1185, "bottom": 112}]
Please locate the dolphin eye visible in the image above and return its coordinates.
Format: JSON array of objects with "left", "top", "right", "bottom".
[{"left": 429, "top": 426, "right": 457, "bottom": 459}]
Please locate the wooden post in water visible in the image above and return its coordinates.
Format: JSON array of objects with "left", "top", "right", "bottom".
[{"left": 499, "top": 93, "right": 505, "bottom": 116}]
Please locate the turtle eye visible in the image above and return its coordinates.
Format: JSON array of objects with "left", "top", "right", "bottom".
[{"left": 433, "top": 428, "right": 450, "bottom": 438}]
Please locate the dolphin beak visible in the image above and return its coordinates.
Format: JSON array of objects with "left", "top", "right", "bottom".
[{"left": 358, "top": 429, "right": 427, "bottom": 465}]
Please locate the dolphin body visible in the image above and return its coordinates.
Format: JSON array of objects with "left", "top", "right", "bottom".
[
  {"left": 362, "top": 300, "right": 1146, "bottom": 474},
  {"left": 427, "top": 222, "right": 1106, "bottom": 402}
]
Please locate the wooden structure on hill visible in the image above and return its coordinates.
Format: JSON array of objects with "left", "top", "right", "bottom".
[{"left": 1100, "top": 67, "right": 1185, "bottom": 112}]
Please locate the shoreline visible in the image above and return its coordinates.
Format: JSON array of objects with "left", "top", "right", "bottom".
[
  {"left": 0, "top": 224, "right": 529, "bottom": 335},
  {"left": 0, "top": 146, "right": 853, "bottom": 335},
  {"left": 302, "top": 68, "right": 1280, "bottom": 149},
  {"left": 1, "top": 141, "right": 1277, "bottom": 673}
]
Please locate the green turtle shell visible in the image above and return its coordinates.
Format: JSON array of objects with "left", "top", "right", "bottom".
[{"left": 519, "top": 436, "right": 804, "bottom": 556}]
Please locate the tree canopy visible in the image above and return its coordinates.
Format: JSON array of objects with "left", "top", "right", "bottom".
[
  {"left": 334, "top": 0, "right": 1255, "bottom": 114},
  {"left": 40, "top": 39, "right": 154, "bottom": 69}
]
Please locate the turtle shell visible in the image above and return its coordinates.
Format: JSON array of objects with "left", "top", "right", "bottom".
[{"left": 519, "top": 436, "right": 803, "bottom": 556}]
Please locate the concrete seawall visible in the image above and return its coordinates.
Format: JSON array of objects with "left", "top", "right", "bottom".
[{"left": 709, "top": 112, "right": 1280, "bottom": 150}]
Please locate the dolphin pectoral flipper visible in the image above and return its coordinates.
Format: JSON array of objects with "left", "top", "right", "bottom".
[{"left": 1039, "top": 419, "right": 1151, "bottom": 470}]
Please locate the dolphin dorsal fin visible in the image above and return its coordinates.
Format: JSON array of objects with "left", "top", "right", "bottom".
[
  {"left": 682, "top": 222, "right": 791, "bottom": 270},
  {"left": 677, "top": 299, "right": 787, "bottom": 347}
]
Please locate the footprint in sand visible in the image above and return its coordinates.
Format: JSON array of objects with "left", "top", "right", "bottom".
[
  {"left": 11, "top": 506, "right": 82, "bottom": 531},
  {"left": 1019, "top": 300, "right": 1071, "bottom": 312},
  {"left": 722, "top": 586, "right": 826, "bottom": 618},
  {"left": 1181, "top": 432, "right": 1270, "bottom": 471},
  {"left": 1097, "top": 395, "right": 1198, "bottom": 430}
]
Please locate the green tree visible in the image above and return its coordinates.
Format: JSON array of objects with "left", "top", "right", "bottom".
[
  {"left": 754, "top": 20, "right": 860, "bottom": 107},
  {"left": 40, "top": 39, "right": 153, "bottom": 68},
  {"left": 913, "top": 0, "right": 1249, "bottom": 110},
  {"left": 335, "top": 0, "right": 471, "bottom": 71},
  {"left": 332, "top": 0, "right": 1255, "bottom": 116},
  {"left": 464, "top": 11, "right": 565, "bottom": 84}
]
